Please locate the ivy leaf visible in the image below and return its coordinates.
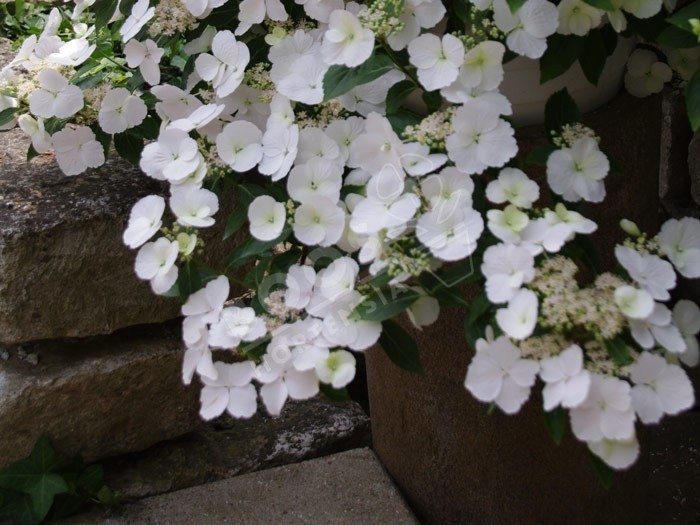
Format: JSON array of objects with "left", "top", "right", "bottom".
[
  {"left": 379, "top": 320, "right": 424, "bottom": 374},
  {"left": 578, "top": 29, "right": 608, "bottom": 85},
  {"left": 25, "top": 474, "right": 68, "bottom": 521},
  {"left": 687, "top": 67, "right": 700, "bottom": 131},
  {"left": 543, "top": 407, "right": 567, "bottom": 445},
  {"left": 544, "top": 88, "right": 581, "bottom": 135},
  {"left": 323, "top": 53, "right": 396, "bottom": 101},
  {"left": 539, "top": 34, "right": 584, "bottom": 83},
  {"left": 349, "top": 288, "right": 421, "bottom": 322},
  {"left": 0, "top": 492, "right": 37, "bottom": 525}
]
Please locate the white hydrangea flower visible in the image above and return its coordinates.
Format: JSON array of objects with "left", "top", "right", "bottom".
[
  {"left": 288, "top": 158, "right": 343, "bottom": 204},
  {"left": 321, "top": 9, "right": 375, "bottom": 67},
  {"left": 123, "top": 195, "right": 166, "bottom": 249},
  {"left": 295, "top": 0, "right": 344, "bottom": 22},
  {"left": 236, "top": 0, "right": 287, "bottom": 35},
  {"left": 481, "top": 243, "right": 535, "bottom": 303},
  {"left": 209, "top": 306, "right": 267, "bottom": 349},
  {"left": 51, "top": 126, "right": 105, "bottom": 176},
  {"left": 182, "top": 324, "right": 218, "bottom": 385},
  {"left": 195, "top": 30, "right": 250, "bottom": 97},
  {"left": 421, "top": 167, "right": 474, "bottom": 210},
  {"left": 29, "top": 69, "right": 84, "bottom": 119},
  {"left": 407, "top": 292, "right": 440, "bottom": 328},
  {"left": 319, "top": 291, "right": 383, "bottom": 351},
  {"left": 546, "top": 137, "right": 609, "bottom": 203},
  {"left": 624, "top": 49, "right": 672, "bottom": 98},
  {"left": 486, "top": 204, "right": 529, "bottom": 244},
  {"left": 182, "top": 275, "right": 229, "bottom": 322},
  {"left": 120, "top": 0, "right": 155, "bottom": 42},
  {"left": 48, "top": 38, "right": 96, "bottom": 67},
  {"left": 124, "top": 38, "right": 164, "bottom": 86},
  {"left": 315, "top": 349, "right": 356, "bottom": 388},
  {"left": 401, "top": 142, "right": 448, "bottom": 177},
  {"left": 446, "top": 101, "right": 517, "bottom": 175},
  {"left": 336, "top": 70, "right": 405, "bottom": 116},
  {"left": 667, "top": 47, "right": 700, "bottom": 81},
  {"left": 540, "top": 345, "right": 591, "bottom": 411},
  {"left": 456, "top": 40, "right": 506, "bottom": 92},
  {"left": 259, "top": 124, "right": 299, "bottom": 181},
  {"left": 486, "top": 168, "right": 539, "bottom": 209},
  {"left": 408, "top": 33, "right": 465, "bottom": 92},
  {"left": 184, "top": 0, "right": 226, "bottom": 18},
  {"left": 519, "top": 218, "right": 571, "bottom": 256},
  {"left": 276, "top": 53, "right": 328, "bottom": 105},
  {"left": 140, "top": 128, "right": 205, "bottom": 184},
  {"left": 493, "top": 0, "right": 559, "bottom": 59},
  {"left": 465, "top": 333, "right": 539, "bottom": 414},
  {"left": 293, "top": 196, "right": 346, "bottom": 247},
  {"left": 630, "top": 351, "right": 694, "bottom": 424},
  {"left": 296, "top": 127, "right": 342, "bottom": 166},
  {"left": 348, "top": 112, "right": 405, "bottom": 174},
  {"left": 248, "top": 195, "right": 286, "bottom": 241},
  {"left": 588, "top": 437, "right": 640, "bottom": 470},
  {"left": 325, "top": 116, "right": 365, "bottom": 162},
  {"left": 152, "top": 84, "right": 203, "bottom": 121},
  {"left": 569, "top": 374, "right": 636, "bottom": 442},
  {"left": 557, "top": 0, "right": 604, "bottom": 36},
  {"left": 673, "top": 300, "right": 700, "bottom": 367},
  {"left": 17, "top": 114, "right": 51, "bottom": 154},
  {"left": 416, "top": 207, "right": 484, "bottom": 261},
  {"left": 615, "top": 285, "right": 654, "bottom": 320},
  {"left": 98, "top": 88, "right": 148, "bottom": 134},
  {"left": 496, "top": 289, "right": 539, "bottom": 340},
  {"left": 170, "top": 187, "right": 219, "bottom": 228},
  {"left": 543, "top": 202, "right": 597, "bottom": 239},
  {"left": 629, "top": 303, "right": 686, "bottom": 353},
  {"left": 659, "top": 217, "right": 700, "bottom": 278},
  {"left": 134, "top": 237, "right": 179, "bottom": 294},
  {"left": 216, "top": 121, "right": 264, "bottom": 172},
  {"left": 615, "top": 245, "right": 676, "bottom": 301},
  {"left": 285, "top": 264, "right": 317, "bottom": 310},
  {"left": 200, "top": 362, "right": 258, "bottom": 420}
]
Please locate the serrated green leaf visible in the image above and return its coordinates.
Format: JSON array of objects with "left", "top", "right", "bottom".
[
  {"left": 26, "top": 474, "right": 68, "bottom": 521},
  {"left": 386, "top": 80, "right": 416, "bottom": 114},
  {"left": 114, "top": 132, "right": 144, "bottom": 165},
  {"left": 544, "top": 88, "right": 582, "bottom": 134},
  {"left": 223, "top": 206, "right": 247, "bottom": 240},
  {"left": 350, "top": 288, "right": 421, "bottom": 322},
  {"left": 379, "top": 320, "right": 424, "bottom": 374},
  {"left": 322, "top": 53, "right": 396, "bottom": 101},
  {"left": 540, "top": 34, "right": 585, "bottom": 83},
  {"left": 268, "top": 247, "right": 302, "bottom": 274},
  {"left": 92, "top": 0, "right": 119, "bottom": 28},
  {"left": 667, "top": 0, "right": 700, "bottom": 31},
  {"left": 422, "top": 89, "right": 442, "bottom": 113},
  {"left": 687, "top": 68, "right": 700, "bottom": 131},
  {"left": 527, "top": 142, "right": 557, "bottom": 166},
  {"left": 578, "top": 29, "right": 608, "bottom": 85},
  {"left": 604, "top": 337, "right": 632, "bottom": 366},
  {"left": 656, "top": 24, "right": 699, "bottom": 48},
  {"left": 543, "top": 407, "right": 567, "bottom": 445},
  {"left": 226, "top": 227, "right": 291, "bottom": 271},
  {"left": 177, "top": 262, "right": 203, "bottom": 301},
  {"left": 387, "top": 108, "right": 422, "bottom": 136}
]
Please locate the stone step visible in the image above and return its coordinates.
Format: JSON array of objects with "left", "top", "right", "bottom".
[
  {"left": 62, "top": 448, "right": 417, "bottom": 525},
  {"left": 0, "top": 323, "right": 200, "bottom": 467},
  {"left": 101, "top": 396, "right": 371, "bottom": 500}
]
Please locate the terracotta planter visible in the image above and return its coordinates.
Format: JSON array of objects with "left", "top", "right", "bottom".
[{"left": 366, "top": 94, "right": 663, "bottom": 524}]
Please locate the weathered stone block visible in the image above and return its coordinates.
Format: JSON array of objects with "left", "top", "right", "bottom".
[{"left": 0, "top": 323, "right": 200, "bottom": 467}]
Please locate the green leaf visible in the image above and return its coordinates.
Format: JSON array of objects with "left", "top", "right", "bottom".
[
  {"left": 582, "top": 0, "right": 614, "bottom": 10},
  {"left": 543, "top": 407, "right": 567, "bottom": 445},
  {"left": 540, "top": 34, "right": 584, "bottom": 83},
  {"left": 578, "top": 30, "right": 608, "bottom": 85},
  {"left": 527, "top": 142, "right": 556, "bottom": 166},
  {"left": 27, "top": 435, "right": 63, "bottom": 474},
  {"left": 114, "top": 132, "right": 144, "bottom": 165},
  {"left": 466, "top": 288, "right": 491, "bottom": 328},
  {"left": 322, "top": 53, "right": 396, "bottom": 101},
  {"left": 226, "top": 227, "right": 291, "bottom": 271},
  {"left": 656, "top": 24, "right": 699, "bottom": 48},
  {"left": 26, "top": 474, "right": 68, "bottom": 521},
  {"left": 544, "top": 88, "right": 582, "bottom": 134},
  {"left": 177, "top": 262, "right": 203, "bottom": 301},
  {"left": 422, "top": 89, "right": 442, "bottom": 113},
  {"left": 349, "top": 288, "right": 421, "bottom": 322},
  {"left": 386, "top": 80, "right": 416, "bottom": 114},
  {"left": 223, "top": 206, "right": 247, "bottom": 240},
  {"left": 364, "top": 269, "right": 392, "bottom": 288},
  {"left": 319, "top": 384, "right": 352, "bottom": 402},
  {"left": 667, "top": 0, "right": 700, "bottom": 31},
  {"left": 92, "top": 0, "right": 119, "bottom": 28},
  {"left": 506, "top": 0, "right": 527, "bottom": 12},
  {"left": 0, "top": 492, "right": 37, "bottom": 525},
  {"left": 379, "top": 320, "right": 424, "bottom": 374},
  {"left": 268, "top": 247, "right": 302, "bottom": 274},
  {"left": 0, "top": 106, "right": 18, "bottom": 127},
  {"left": 604, "top": 337, "right": 632, "bottom": 366},
  {"left": 687, "top": 67, "right": 700, "bottom": 131},
  {"left": 587, "top": 450, "right": 614, "bottom": 489},
  {"left": 93, "top": 126, "right": 112, "bottom": 162}
]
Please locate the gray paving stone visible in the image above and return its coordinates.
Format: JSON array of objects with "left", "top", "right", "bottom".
[{"left": 64, "top": 448, "right": 417, "bottom": 525}]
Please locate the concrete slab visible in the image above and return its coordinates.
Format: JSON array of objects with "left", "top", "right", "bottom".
[{"left": 64, "top": 448, "right": 418, "bottom": 524}]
